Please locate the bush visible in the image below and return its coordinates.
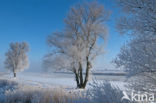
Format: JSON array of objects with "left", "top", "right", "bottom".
[
  {"left": 0, "top": 79, "right": 18, "bottom": 103},
  {"left": 85, "top": 81, "right": 130, "bottom": 103}
]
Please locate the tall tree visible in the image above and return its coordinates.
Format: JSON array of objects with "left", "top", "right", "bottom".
[
  {"left": 115, "top": 0, "right": 156, "bottom": 92},
  {"left": 5, "top": 42, "right": 29, "bottom": 77},
  {"left": 44, "top": 1, "right": 109, "bottom": 88}
]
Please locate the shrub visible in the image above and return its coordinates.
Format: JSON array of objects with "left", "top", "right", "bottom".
[
  {"left": 85, "top": 81, "right": 130, "bottom": 103},
  {"left": 0, "top": 79, "right": 18, "bottom": 103}
]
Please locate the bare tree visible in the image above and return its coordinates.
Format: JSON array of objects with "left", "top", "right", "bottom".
[
  {"left": 44, "top": 1, "right": 109, "bottom": 88},
  {"left": 5, "top": 42, "right": 29, "bottom": 77}
]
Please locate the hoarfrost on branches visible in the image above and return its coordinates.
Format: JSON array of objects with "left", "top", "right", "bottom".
[
  {"left": 44, "top": 1, "right": 109, "bottom": 88},
  {"left": 5, "top": 42, "right": 29, "bottom": 77}
]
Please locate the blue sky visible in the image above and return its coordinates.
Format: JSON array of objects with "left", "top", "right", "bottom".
[{"left": 0, "top": 0, "right": 129, "bottom": 71}]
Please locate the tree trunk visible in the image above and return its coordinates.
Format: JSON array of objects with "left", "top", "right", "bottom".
[
  {"left": 74, "top": 70, "right": 80, "bottom": 88},
  {"left": 79, "top": 62, "right": 83, "bottom": 86},
  {"left": 82, "top": 57, "right": 91, "bottom": 88},
  {"left": 82, "top": 63, "right": 90, "bottom": 88},
  {"left": 73, "top": 58, "right": 91, "bottom": 89},
  {"left": 13, "top": 67, "right": 16, "bottom": 77},
  {"left": 14, "top": 72, "right": 16, "bottom": 77}
]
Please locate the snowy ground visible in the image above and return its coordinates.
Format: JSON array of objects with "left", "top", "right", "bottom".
[{"left": 0, "top": 71, "right": 127, "bottom": 90}]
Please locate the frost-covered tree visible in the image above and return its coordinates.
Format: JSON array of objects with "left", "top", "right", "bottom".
[
  {"left": 44, "top": 1, "right": 109, "bottom": 88},
  {"left": 115, "top": 0, "right": 156, "bottom": 92},
  {"left": 5, "top": 42, "right": 29, "bottom": 77}
]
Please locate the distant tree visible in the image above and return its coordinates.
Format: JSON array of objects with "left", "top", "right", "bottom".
[
  {"left": 5, "top": 42, "right": 29, "bottom": 77},
  {"left": 44, "top": 1, "right": 109, "bottom": 88}
]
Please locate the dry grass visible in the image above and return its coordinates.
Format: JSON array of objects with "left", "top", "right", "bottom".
[
  {"left": 4, "top": 85, "right": 77, "bottom": 103},
  {"left": 0, "top": 79, "right": 84, "bottom": 103}
]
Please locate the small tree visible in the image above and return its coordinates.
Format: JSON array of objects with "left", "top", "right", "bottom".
[
  {"left": 5, "top": 42, "right": 29, "bottom": 77},
  {"left": 44, "top": 1, "right": 109, "bottom": 88}
]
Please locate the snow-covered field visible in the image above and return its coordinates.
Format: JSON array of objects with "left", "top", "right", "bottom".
[
  {"left": 0, "top": 71, "right": 129, "bottom": 103},
  {"left": 0, "top": 72, "right": 127, "bottom": 90}
]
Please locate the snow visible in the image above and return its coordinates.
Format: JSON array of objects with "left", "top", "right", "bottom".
[
  {"left": 0, "top": 71, "right": 128, "bottom": 103},
  {"left": 0, "top": 72, "right": 127, "bottom": 90}
]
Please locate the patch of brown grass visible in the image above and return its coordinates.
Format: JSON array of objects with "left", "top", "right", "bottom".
[{"left": 5, "top": 86, "right": 76, "bottom": 103}]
